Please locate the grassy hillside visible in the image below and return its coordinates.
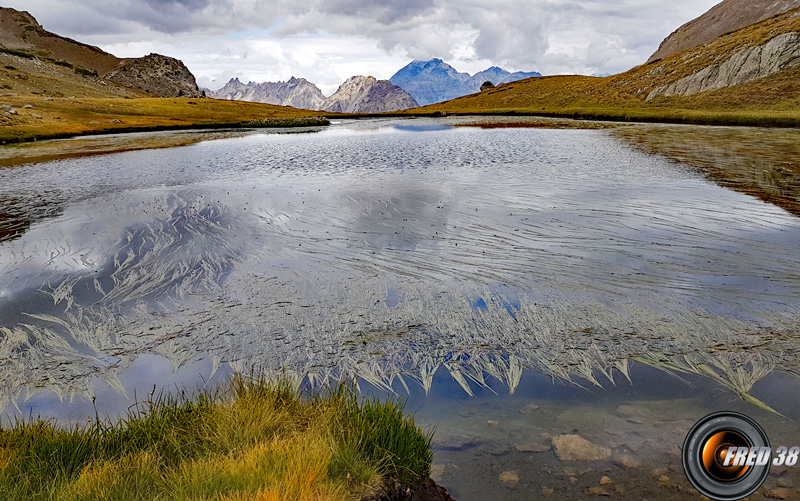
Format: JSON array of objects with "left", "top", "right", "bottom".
[
  {"left": 405, "top": 8, "right": 800, "bottom": 126},
  {"left": 0, "top": 94, "right": 331, "bottom": 143}
]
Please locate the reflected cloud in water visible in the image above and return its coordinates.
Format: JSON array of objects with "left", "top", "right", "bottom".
[{"left": 0, "top": 120, "right": 799, "bottom": 421}]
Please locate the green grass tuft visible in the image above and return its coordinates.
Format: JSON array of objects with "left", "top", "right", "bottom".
[{"left": 0, "top": 377, "right": 433, "bottom": 501}]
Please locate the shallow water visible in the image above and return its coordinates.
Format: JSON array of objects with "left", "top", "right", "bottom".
[{"left": 1, "top": 118, "right": 800, "bottom": 498}]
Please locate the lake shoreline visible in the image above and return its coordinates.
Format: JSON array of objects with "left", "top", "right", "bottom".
[{"left": 1, "top": 98, "right": 797, "bottom": 149}]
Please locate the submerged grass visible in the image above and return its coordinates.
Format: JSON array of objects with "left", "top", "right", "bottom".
[{"left": 0, "top": 377, "right": 433, "bottom": 501}]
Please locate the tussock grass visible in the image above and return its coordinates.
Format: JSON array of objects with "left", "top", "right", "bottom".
[
  {"left": 0, "top": 377, "right": 433, "bottom": 501},
  {"left": 244, "top": 116, "right": 331, "bottom": 127}
]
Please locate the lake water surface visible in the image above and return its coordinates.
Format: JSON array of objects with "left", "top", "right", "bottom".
[{"left": 1, "top": 118, "right": 799, "bottom": 499}]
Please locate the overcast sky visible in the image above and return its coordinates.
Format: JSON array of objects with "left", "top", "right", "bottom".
[{"left": 6, "top": 0, "right": 720, "bottom": 95}]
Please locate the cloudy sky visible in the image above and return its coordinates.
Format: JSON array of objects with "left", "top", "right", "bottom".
[{"left": 6, "top": 0, "right": 720, "bottom": 95}]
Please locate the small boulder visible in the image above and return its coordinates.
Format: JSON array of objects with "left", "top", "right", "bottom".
[
  {"left": 430, "top": 464, "right": 445, "bottom": 482},
  {"left": 499, "top": 470, "right": 520, "bottom": 485},
  {"left": 552, "top": 434, "right": 612, "bottom": 461}
]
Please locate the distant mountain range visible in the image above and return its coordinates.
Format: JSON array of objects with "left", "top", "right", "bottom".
[
  {"left": 210, "top": 59, "right": 540, "bottom": 111},
  {"left": 209, "top": 75, "right": 417, "bottom": 113},
  {"left": 390, "top": 59, "right": 541, "bottom": 106},
  {"left": 210, "top": 76, "right": 326, "bottom": 110}
]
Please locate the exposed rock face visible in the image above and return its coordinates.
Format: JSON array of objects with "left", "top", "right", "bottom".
[
  {"left": 0, "top": 7, "right": 202, "bottom": 98},
  {"left": 390, "top": 59, "right": 540, "bottom": 105},
  {"left": 105, "top": 54, "right": 203, "bottom": 98},
  {"left": 648, "top": 0, "right": 800, "bottom": 62},
  {"left": 209, "top": 76, "right": 326, "bottom": 110},
  {"left": 647, "top": 32, "right": 800, "bottom": 99},
  {"left": 321, "top": 75, "right": 418, "bottom": 113}
]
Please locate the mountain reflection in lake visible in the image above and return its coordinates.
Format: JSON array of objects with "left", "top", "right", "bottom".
[{"left": 1, "top": 119, "right": 800, "bottom": 498}]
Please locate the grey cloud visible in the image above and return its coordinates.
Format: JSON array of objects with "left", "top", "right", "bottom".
[
  {"left": 315, "top": 0, "right": 436, "bottom": 25},
  {"left": 3, "top": 0, "right": 721, "bottom": 77}
]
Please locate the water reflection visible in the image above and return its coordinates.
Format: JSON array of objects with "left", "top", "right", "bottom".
[
  {"left": 1, "top": 121, "right": 798, "bottom": 422},
  {"left": 611, "top": 124, "right": 800, "bottom": 216}
]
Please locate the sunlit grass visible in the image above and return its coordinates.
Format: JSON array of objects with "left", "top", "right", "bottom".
[
  {"left": 0, "top": 377, "right": 432, "bottom": 501},
  {"left": 0, "top": 96, "right": 336, "bottom": 143}
]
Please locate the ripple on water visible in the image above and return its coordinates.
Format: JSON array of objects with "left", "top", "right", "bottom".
[{"left": 0, "top": 120, "right": 799, "bottom": 420}]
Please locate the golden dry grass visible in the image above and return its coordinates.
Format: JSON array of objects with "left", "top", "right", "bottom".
[{"left": 0, "top": 95, "right": 334, "bottom": 143}]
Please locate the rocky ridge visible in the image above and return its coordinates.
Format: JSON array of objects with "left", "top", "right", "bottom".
[
  {"left": 647, "top": 30, "right": 800, "bottom": 99},
  {"left": 209, "top": 77, "right": 326, "bottom": 110},
  {"left": 209, "top": 75, "right": 418, "bottom": 113},
  {"left": 648, "top": 0, "right": 800, "bottom": 62},
  {"left": 0, "top": 6, "right": 202, "bottom": 98}
]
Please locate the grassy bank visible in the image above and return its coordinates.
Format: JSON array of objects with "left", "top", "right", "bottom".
[
  {"left": 0, "top": 96, "right": 334, "bottom": 143},
  {"left": 0, "top": 378, "right": 433, "bottom": 501}
]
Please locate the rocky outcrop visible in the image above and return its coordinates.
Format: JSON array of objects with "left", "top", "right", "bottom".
[
  {"left": 321, "top": 75, "right": 418, "bottom": 113},
  {"left": 647, "top": 32, "right": 800, "bottom": 99},
  {"left": 105, "top": 54, "right": 203, "bottom": 98},
  {"left": 648, "top": 0, "right": 800, "bottom": 62},
  {"left": 390, "top": 59, "right": 540, "bottom": 105},
  {"left": 209, "top": 77, "right": 326, "bottom": 110}
]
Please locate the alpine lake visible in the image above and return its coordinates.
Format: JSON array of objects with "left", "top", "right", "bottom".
[{"left": 1, "top": 117, "right": 799, "bottom": 500}]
